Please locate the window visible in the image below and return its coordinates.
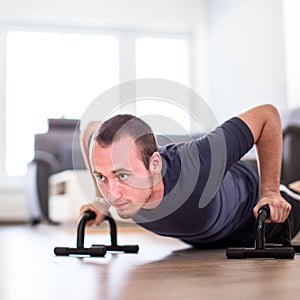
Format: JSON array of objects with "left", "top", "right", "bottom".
[
  {"left": 4, "top": 31, "right": 191, "bottom": 177},
  {"left": 6, "top": 31, "right": 119, "bottom": 175}
]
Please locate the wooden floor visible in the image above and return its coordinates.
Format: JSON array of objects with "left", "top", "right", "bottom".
[{"left": 1, "top": 222, "right": 300, "bottom": 300}]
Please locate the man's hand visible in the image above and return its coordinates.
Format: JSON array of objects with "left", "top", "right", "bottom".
[
  {"left": 253, "top": 192, "right": 291, "bottom": 223},
  {"left": 79, "top": 201, "right": 109, "bottom": 226}
]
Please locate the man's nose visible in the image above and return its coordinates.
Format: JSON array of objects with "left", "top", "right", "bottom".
[{"left": 107, "top": 180, "right": 122, "bottom": 204}]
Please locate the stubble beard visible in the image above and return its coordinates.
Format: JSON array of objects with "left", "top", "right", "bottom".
[{"left": 116, "top": 176, "right": 154, "bottom": 219}]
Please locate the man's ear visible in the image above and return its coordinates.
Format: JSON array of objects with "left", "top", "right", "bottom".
[{"left": 149, "top": 152, "right": 162, "bottom": 174}]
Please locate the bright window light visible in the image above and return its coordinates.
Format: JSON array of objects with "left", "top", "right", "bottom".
[
  {"left": 6, "top": 31, "right": 119, "bottom": 175},
  {"left": 135, "top": 37, "right": 190, "bottom": 131}
]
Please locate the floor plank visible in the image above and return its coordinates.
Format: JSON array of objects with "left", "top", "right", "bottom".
[{"left": 1, "top": 224, "right": 300, "bottom": 300}]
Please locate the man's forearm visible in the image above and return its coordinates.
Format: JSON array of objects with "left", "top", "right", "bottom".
[
  {"left": 255, "top": 108, "right": 282, "bottom": 197},
  {"left": 237, "top": 104, "right": 282, "bottom": 195}
]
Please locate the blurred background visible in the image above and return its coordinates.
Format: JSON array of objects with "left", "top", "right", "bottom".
[{"left": 0, "top": 0, "right": 299, "bottom": 223}]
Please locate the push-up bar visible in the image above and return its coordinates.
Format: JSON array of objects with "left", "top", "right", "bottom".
[
  {"left": 226, "top": 205, "right": 300, "bottom": 259},
  {"left": 54, "top": 210, "right": 139, "bottom": 257}
]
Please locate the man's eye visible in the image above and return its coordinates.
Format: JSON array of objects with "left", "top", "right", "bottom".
[
  {"left": 96, "top": 174, "right": 105, "bottom": 182},
  {"left": 118, "top": 173, "right": 128, "bottom": 181}
]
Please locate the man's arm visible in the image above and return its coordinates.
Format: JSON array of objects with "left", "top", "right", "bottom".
[
  {"left": 237, "top": 104, "right": 291, "bottom": 223},
  {"left": 80, "top": 121, "right": 109, "bottom": 226},
  {"left": 80, "top": 121, "right": 102, "bottom": 198}
]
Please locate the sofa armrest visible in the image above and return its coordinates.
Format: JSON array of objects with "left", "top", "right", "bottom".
[{"left": 31, "top": 150, "right": 60, "bottom": 173}]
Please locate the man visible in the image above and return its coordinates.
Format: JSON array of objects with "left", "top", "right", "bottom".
[{"left": 80, "top": 104, "right": 300, "bottom": 247}]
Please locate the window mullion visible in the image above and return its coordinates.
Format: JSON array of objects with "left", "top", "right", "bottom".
[{"left": 118, "top": 33, "right": 136, "bottom": 113}]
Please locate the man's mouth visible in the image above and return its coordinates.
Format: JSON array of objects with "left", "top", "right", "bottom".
[{"left": 113, "top": 202, "right": 128, "bottom": 209}]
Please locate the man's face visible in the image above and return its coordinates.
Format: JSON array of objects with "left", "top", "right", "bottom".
[{"left": 91, "top": 135, "right": 155, "bottom": 219}]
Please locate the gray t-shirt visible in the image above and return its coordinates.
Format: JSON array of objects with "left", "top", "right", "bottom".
[{"left": 133, "top": 117, "right": 259, "bottom": 244}]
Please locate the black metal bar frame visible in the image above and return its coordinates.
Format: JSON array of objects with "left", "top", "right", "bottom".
[
  {"left": 54, "top": 210, "right": 139, "bottom": 257},
  {"left": 226, "top": 206, "right": 300, "bottom": 259}
]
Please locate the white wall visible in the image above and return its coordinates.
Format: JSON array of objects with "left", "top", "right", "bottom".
[
  {"left": 192, "top": 1, "right": 210, "bottom": 102},
  {"left": 205, "top": 0, "right": 287, "bottom": 122},
  {"left": 283, "top": 0, "right": 300, "bottom": 109}
]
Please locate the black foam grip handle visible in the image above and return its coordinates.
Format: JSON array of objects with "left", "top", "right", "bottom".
[
  {"left": 258, "top": 205, "right": 270, "bottom": 218},
  {"left": 54, "top": 247, "right": 72, "bottom": 256},
  {"left": 120, "top": 245, "right": 140, "bottom": 253},
  {"left": 84, "top": 209, "right": 97, "bottom": 221},
  {"left": 54, "top": 246, "right": 106, "bottom": 257}
]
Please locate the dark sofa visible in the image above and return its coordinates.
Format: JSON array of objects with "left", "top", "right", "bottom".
[{"left": 26, "top": 118, "right": 86, "bottom": 224}]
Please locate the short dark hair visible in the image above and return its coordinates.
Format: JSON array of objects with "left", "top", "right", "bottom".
[{"left": 94, "top": 114, "right": 158, "bottom": 169}]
